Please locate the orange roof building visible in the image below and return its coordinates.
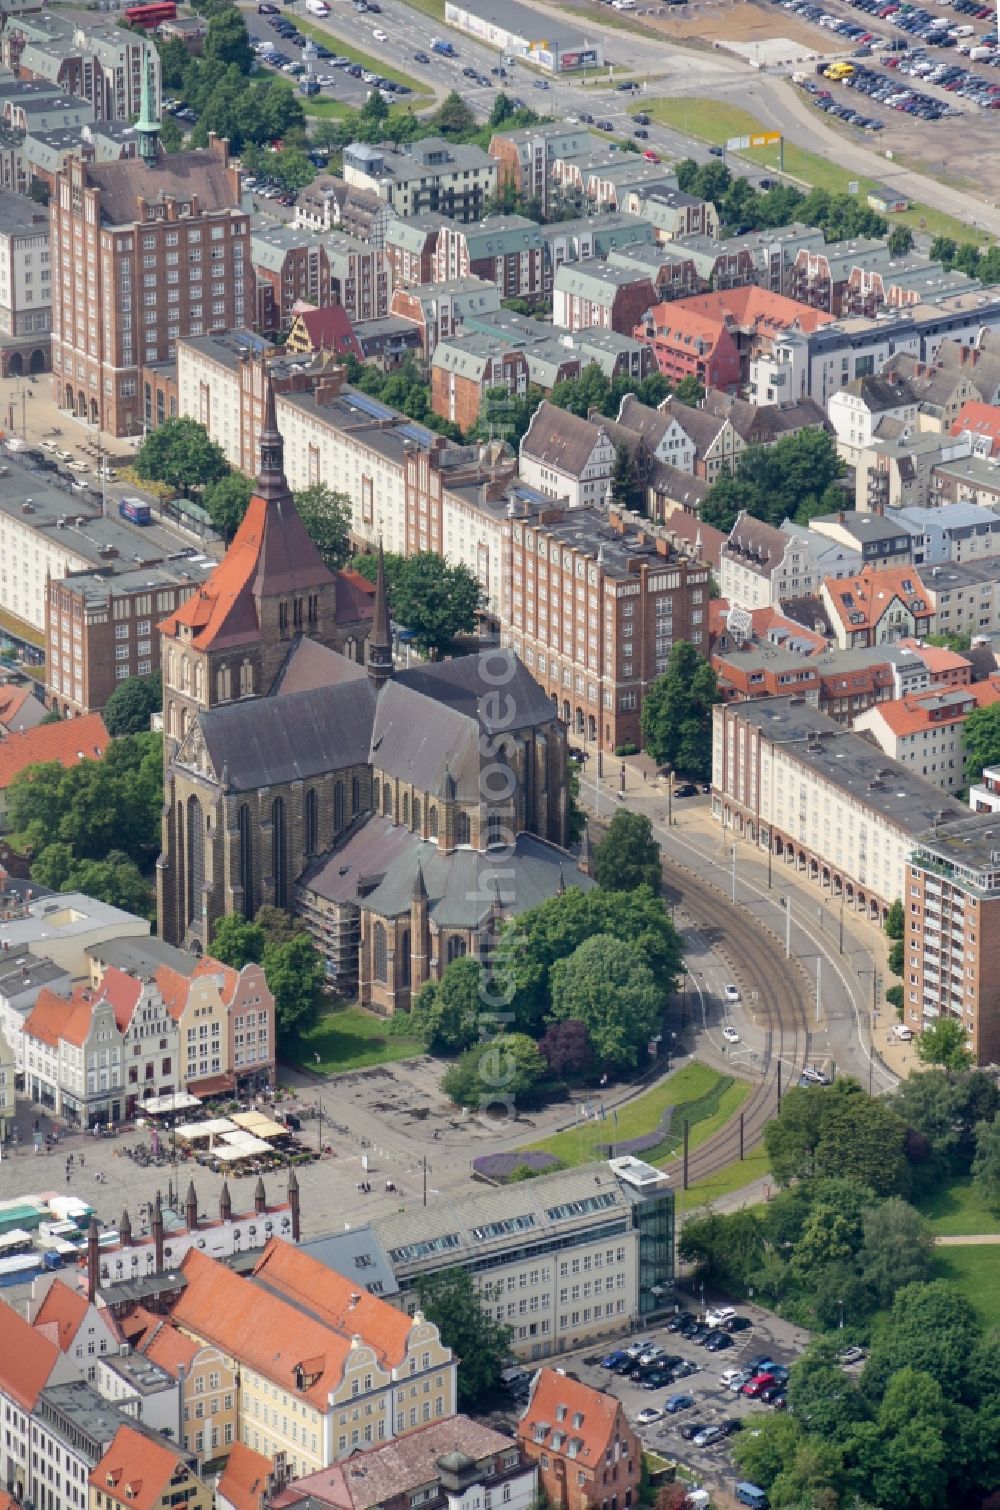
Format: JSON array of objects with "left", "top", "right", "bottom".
[
  {"left": 0, "top": 711, "right": 108, "bottom": 828},
  {"left": 637, "top": 285, "right": 833, "bottom": 391},
  {"left": 90, "top": 1423, "right": 212, "bottom": 1510},
  {"left": 217, "top": 1442, "right": 274, "bottom": 1510},
  {"left": 820, "top": 565, "right": 934, "bottom": 649},
  {"left": 29, "top": 1277, "right": 121, "bottom": 1357},
  {"left": 855, "top": 676, "right": 1000, "bottom": 795},
  {"left": 951, "top": 398, "right": 1000, "bottom": 457},
  {"left": 166, "top": 1245, "right": 456, "bottom": 1476},
  {"left": 0, "top": 683, "right": 46, "bottom": 734},
  {"left": 518, "top": 1369, "right": 641, "bottom": 1510}
]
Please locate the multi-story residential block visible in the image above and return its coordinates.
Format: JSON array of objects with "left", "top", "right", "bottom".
[
  {"left": 712, "top": 695, "right": 966, "bottom": 918},
  {"left": 821, "top": 564, "right": 934, "bottom": 649},
  {"left": 2, "top": 14, "right": 160, "bottom": 123},
  {"left": 384, "top": 214, "right": 448, "bottom": 290},
  {"left": 519, "top": 1370, "right": 640, "bottom": 1510},
  {"left": 119, "top": 1312, "right": 238, "bottom": 1460},
  {"left": 0, "top": 1301, "right": 79, "bottom": 1499},
  {"left": 164, "top": 957, "right": 275, "bottom": 1098},
  {"left": 373, "top": 1156, "right": 675, "bottom": 1354},
  {"left": 924, "top": 557, "right": 1000, "bottom": 640},
  {"left": 969, "top": 762, "right": 1000, "bottom": 812},
  {"left": 293, "top": 175, "right": 395, "bottom": 244},
  {"left": 882, "top": 501, "right": 1000, "bottom": 568},
  {"left": 788, "top": 238, "right": 890, "bottom": 314},
  {"left": 0, "top": 189, "right": 51, "bottom": 377},
  {"left": 519, "top": 402, "right": 615, "bottom": 510},
  {"left": 488, "top": 122, "right": 603, "bottom": 215},
  {"left": 432, "top": 216, "right": 545, "bottom": 303},
  {"left": 89, "top": 1423, "right": 212, "bottom": 1510},
  {"left": 906, "top": 813, "right": 1000, "bottom": 1063},
  {"left": 950, "top": 398, "right": 1000, "bottom": 457},
  {"left": 614, "top": 394, "right": 697, "bottom": 477},
  {"left": 46, "top": 561, "right": 216, "bottom": 718},
  {"left": 388, "top": 277, "right": 500, "bottom": 360},
  {"left": 712, "top": 642, "right": 895, "bottom": 723},
  {"left": 932, "top": 452, "right": 1000, "bottom": 509},
  {"left": 326, "top": 232, "right": 391, "bottom": 325},
  {"left": 93, "top": 1352, "right": 179, "bottom": 1444},
  {"left": 809, "top": 510, "right": 914, "bottom": 568},
  {"left": 342, "top": 139, "right": 496, "bottom": 222},
  {"left": 94, "top": 966, "right": 180, "bottom": 1116},
  {"left": 431, "top": 335, "right": 534, "bottom": 432},
  {"left": 719, "top": 514, "right": 859, "bottom": 611},
  {"left": 855, "top": 679, "right": 1000, "bottom": 793},
  {"left": 23, "top": 981, "right": 126, "bottom": 1125},
  {"left": 251, "top": 225, "right": 329, "bottom": 336},
  {"left": 628, "top": 188, "right": 720, "bottom": 245},
  {"left": 51, "top": 128, "right": 250, "bottom": 437},
  {"left": 560, "top": 328, "right": 651, "bottom": 386},
  {"left": 827, "top": 373, "right": 919, "bottom": 467},
  {"left": 844, "top": 257, "right": 975, "bottom": 320},
  {"left": 855, "top": 429, "right": 972, "bottom": 512},
  {"left": 275, "top": 1419, "right": 535, "bottom": 1510},
  {"left": 502, "top": 502, "right": 708, "bottom": 750},
  {"left": 167, "top": 1242, "right": 456, "bottom": 1474},
  {"left": 538, "top": 215, "right": 654, "bottom": 294},
  {"left": 0, "top": 713, "right": 109, "bottom": 832},
  {"left": 552, "top": 260, "right": 657, "bottom": 336}
]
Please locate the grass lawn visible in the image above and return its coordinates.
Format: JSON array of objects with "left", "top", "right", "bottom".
[
  {"left": 393, "top": 0, "right": 445, "bottom": 20},
  {"left": 932, "top": 1246, "right": 1000, "bottom": 1329},
  {"left": 635, "top": 95, "right": 987, "bottom": 246},
  {"left": 678, "top": 1143, "right": 771, "bottom": 1217},
  {"left": 519, "top": 1060, "right": 750, "bottom": 1170},
  {"left": 304, "top": 97, "right": 353, "bottom": 118},
  {"left": 917, "top": 1176, "right": 1000, "bottom": 1237},
  {"left": 293, "top": 16, "right": 432, "bottom": 95},
  {"left": 284, "top": 1003, "right": 423, "bottom": 1074}
]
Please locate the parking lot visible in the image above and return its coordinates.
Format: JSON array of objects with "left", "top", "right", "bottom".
[{"left": 498, "top": 1301, "right": 815, "bottom": 1502}]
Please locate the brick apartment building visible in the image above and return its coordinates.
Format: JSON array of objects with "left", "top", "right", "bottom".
[
  {"left": 519, "top": 1370, "right": 641, "bottom": 1510},
  {"left": 788, "top": 238, "right": 889, "bottom": 316},
  {"left": 51, "top": 133, "right": 250, "bottom": 437},
  {"left": 502, "top": 502, "right": 709, "bottom": 750},
  {"left": 3, "top": 13, "right": 160, "bottom": 123},
  {"left": 553, "top": 259, "right": 657, "bottom": 335},
  {"left": 326, "top": 231, "right": 390, "bottom": 324},
  {"left": 488, "top": 123, "right": 604, "bottom": 217},
  {"left": 431, "top": 337, "right": 531, "bottom": 432},
  {"left": 384, "top": 213, "right": 447, "bottom": 289},
  {"left": 46, "top": 559, "right": 214, "bottom": 716},
  {"left": 432, "top": 216, "right": 545, "bottom": 303},
  {"left": 251, "top": 224, "right": 329, "bottom": 335},
  {"left": 637, "top": 286, "right": 833, "bottom": 393}
]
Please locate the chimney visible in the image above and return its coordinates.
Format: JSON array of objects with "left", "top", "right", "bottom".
[
  {"left": 152, "top": 1192, "right": 164, "bottom": 1271},
  {"left": 87, "top": 1216, "right": 99, "bottom": 1303}
]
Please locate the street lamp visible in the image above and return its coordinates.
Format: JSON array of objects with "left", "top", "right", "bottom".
[{"left": 839, "top": 1299, "right": 845, "bottom": 1330}]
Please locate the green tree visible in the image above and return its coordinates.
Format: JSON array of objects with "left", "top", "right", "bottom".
[
  {"left": 971, "top": 1117, "right": 1000, "bottom": 1213},
  {"left": 135, "top": 417, "right": 229, "bottom": 495},
  {"left": 471, "top": 386, "right": 542, "bottom": 448},
  {"left": 431, "top": 90, "right": 477, "bottom": 139},
  {"left": 441, "top": 1032, "right": 547, "bottom": 1109},
  {"left": 916, "top": 1015, "right": 973, "bottom": 1071},
  {"left": 493, "top": 884, "right": 681, "bottom": 1037},
  {"left": 673, "top": 374, "right": 704, "bottom": 406},
  {"left": 39, "top": 708, "right": 63, "bottom": 725},
  {"left": 893, "top": 1067, "right": 1000, "bottom": 1177},
  {"left": 640, "top": 640, "right": 720, "bottom": 780},
  {"left": 610, "top": 440, "right": 633, "bottom": 507},
  {"left": 866, "top": 1279, "right": 981, "bottom": 1402},
  {"left": 270, "top": 148, "right": 314, "bottom": 194},
  {"left": 884, "top": 898, "right": 904, "bottom": 940},
  {"left": 159, "top": 114, "right": 184, "bottom": 153},
  {"left": 963, "top": 699, "right": 1000, "bottom": 782},
  {"left": 263, "top": 931, "right": 324, "bottom": 1042},
  {"left": 203, "top": 472, "right": 253, "bottom": 541},
  {"left": 408, "top": 957, "right": 482, "bottom": 1055},
  {"left": 593, "top": 809, "right": 661, "bottom": 895},
  {"left": 61, "top": 852, "right": 154, "bottom": 917},
  {"left": 787, "top": 1338, "right": 864, "bottom": 1440},
  {"left": 887, "top": 225, "right": 914, "bottom": 256},
  {"left": 9, "top": 733, "right": 162, "bottom": 863},
  {"left": 102, "top": 671, "right": 162, "bottom": 737},
  {"left": 415, "top": 1267, "right": 512, "bottom": 1408},
  {"left": 550, "top": 364, "right": 611, "bottom": 418},
  {"left": 204, "top": 6, "right": 253, "bottom": 71},
  {"left": 731, "top": 1413, "right": 804, "bottom": 1491},
  {"left": 157, "top": 34, "right": 190, "bottom": 88},
  {"left": 210, "top": 914, "right": 266, "bottom": 968},
  {"left": 930, "top": 235, "right": 958, "bottom": 267},
  {"left": 388, "top": 552, "right": 484, "bottom": 657},
  {"left": 548, "top": 934, "right": 662, "bottom": 1071},
  {"left": 859, "top": 1196, "right": 936, "bottom": 1306},
  {"left": 764, "top": 1081, "right": 909, "bottom": 1197},
  {"left": 700, "top": 427, "right": 846, "bottom": 533},
  {"left": 489, "top": 91, "right": 515, "bottom": 127},
  {"left": 294, "top": 483, "right": 352, "bottom": 570}
]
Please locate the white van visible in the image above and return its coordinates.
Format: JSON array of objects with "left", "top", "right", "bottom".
[
  {"left": 306, "top": 0, "right": 330, "bottom": 14},
  {"left": 893, "top": 1024, "right": 914, "bottom": 1042}
]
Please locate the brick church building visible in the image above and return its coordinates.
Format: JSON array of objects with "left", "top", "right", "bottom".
[{"left": 157, "top": 373, "right": 586, "bottom": 1010}]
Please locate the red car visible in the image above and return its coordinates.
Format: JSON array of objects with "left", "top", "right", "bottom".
[
  {"left": 742, "top": 1373, "right": 776, "bottom": 1398},
  {"left": 642, "top": 149, "right": 660, "bottom": 162}
]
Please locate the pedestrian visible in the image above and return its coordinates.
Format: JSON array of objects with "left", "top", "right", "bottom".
[
  {"left": 66, "top": 1168, "right": 70, "bottom": 1184},
  {"left": 80, "top": 1153, "right": 85, "bottom": 1168}
]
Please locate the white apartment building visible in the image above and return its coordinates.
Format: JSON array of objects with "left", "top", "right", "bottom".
[
  {"left": 0, "top": 1306, "right": 78, "bottom": 1502},
  {"left": 0, "top": 889, "right": 148, "bottom": 978},
  {"left": 827, "top": 375, "right": 918, "bottom": 467},
  {"left": 712, "top": 696, "right": 967, "bottom": 917},
  {"left": 23, "top": 982, "right": 124, "bottom": 1125},
  {"left": 854, "top": 684, "right": 999, "bottom": 794},
  {"left": 926, "top": 558, "right": 1000, "bottom": 640},
  {"left": 519, "top": 401, "right": 615, "bottom": 510},
  {"left": 0, "top": 950, "right": 71, "bottom": 1076},
  {"left": 0, "top": 189, "right": 50, "bottom": 344},
  {"left": 719, "top": 514, "right": 863, "bottom": 612},
  {"left": 0, "top": 1021, "right": 12, "bottom": 1141}
]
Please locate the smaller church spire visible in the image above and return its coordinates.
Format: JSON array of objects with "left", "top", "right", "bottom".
[
  {"left": 135, "top": 52, "right": 160, "bottom": 167},
  {"left": 367, "top": 541, "right": 393, "bottom": 690},
  {"left": 412, "top": 858, "right": 427, "bottom": 903},
  {"left": 256, "top": 365, "right": 289, "bottom": 503}
]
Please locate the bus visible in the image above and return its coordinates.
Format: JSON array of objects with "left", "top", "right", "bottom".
[{"left": 124, "top": 2, "right": 177, "bottom": 26}]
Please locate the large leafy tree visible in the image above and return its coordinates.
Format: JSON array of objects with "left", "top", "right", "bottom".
[
  {"left": 30, "top": 845, "right": 153, "bottom": 918},
  {"left": 538, "top": 1018, "right": 592, "bottom": 1078},
  {"left": 548, "top": 934, "right": 662, "bottom": 1070},
  {"left": 699, "top": 426, "right": 846, "bottom": 533},
  {"left": 102, "top": 670, "right": 162, "bottom": 736},
  {"left": 892, "top": 1067, "right": 999, "bottom": 1176},
  {"left": 441, "top": 1032, "right": 547, "bottom": 1110},
  {"left": 764, "top": 1080, "right": 910, "bottom": 1197},
  {"left": 415, "top": 1267, "right": 512, "bottom": 1409},
  {"left": 492, "top": 885, "right": 682, "bottom": 1037},
  {"left": 294, "top": 484, "right": 352, "bottom": 571},
  {"left": 593, "top": 809, "right": 661, "bottom": 895},
  {"left": 916, "top": 1015, "right": 973, "bottom": 1071},
  {"left": 9, "top": 732, "right": 162, "bottom": 864},
  {"left": 204, "top": 5, "right": 253, "bottom": 71},
  {"left": 210, "top": 914, "right": 266, "bottom": 968},
  {"left": 263, "top": 931, "right": 324, "bottom": 1043},
  {"left": 135, "top": 417, "right": 229, "bottom": 495},
  {"left": 971, "top": 1117, "right": 1000, "bottom": 1213},
  {"left": 203, "top": 472, "right": 253, "bottom": 541},
  {"left": 640, "top": 640, "right": 720, "bottom": 780},
  {"left": 407, "top": 957, "right": 482, "bottom": 1056},
  {"left": 353, "top": 550, "right": 484, "bottom": 657},
  {"left": 963, "top": 700, "right": 1000, "bottom": 781},
  {"left": 859, "top": 1196, "right": 936, "bottom": 1307}
]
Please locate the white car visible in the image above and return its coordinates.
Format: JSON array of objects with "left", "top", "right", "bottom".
[
  {"left": 705, "top": 1306, "right": 737, "bottom": 1329},
  {"left": 720, "top": 1367, "right": 744, "bottom": 1387},
  {"left": 636, "top": 1407, "right": 664, "bottom": 1426},
  {"left": 722, "top": 1026, "right": 740, "bottom": 1045},
  {"left": 372, "top": 26, "right": 387, "bottom": 39},
  {"left": 724, "top": 984, "right": 740, "bottom": 1003}
]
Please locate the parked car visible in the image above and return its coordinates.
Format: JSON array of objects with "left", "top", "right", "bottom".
[
  {"left": 838, "top": 1346, "right": 866, "bottom": 1366},
  {"left": 706, "top": 1307, "right": 738, "bottom": 1328},
  {"left": 724, "top": 984, "right": 740, "bottom": 1003},
  {"left": 671, "top": 1360, "right": 699, "bottom": 1380},
  {"left": 693, "top": 1426, "right": 724, "bottom": 1447},
  {"left": 673, "top": 782, "right": 699, "bottom": 797},
  {"left": 724, "top": 1315, "right": 752, "bottom": 1333},
  {"left": 704, "top": 1331, "right": 733, "bottom": 1352},
  {"left": 665, "top": 1394, "right": 695, "bottom": 1413},
  {"left": 680, "top": 1422, "right": 707, "bottom": 1440},
  {"left": 636, "top": 1407, "right": 664, "bottom": 1426},
  {"left": 667, "top": 1312, "right": 695, "bottom": 1332},
  {"left": 601, "top": 1350, "right": 629, "bottom": 1369}
]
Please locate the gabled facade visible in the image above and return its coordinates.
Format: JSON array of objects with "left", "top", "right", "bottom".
[
  {"left": 518, "top": 1370, "right": 640, "bottom": 1510},
  {"left": 519, "top": 401, "right": 615, "bottom": 509}
]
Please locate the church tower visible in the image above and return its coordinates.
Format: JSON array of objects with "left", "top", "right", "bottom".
[
  {"left": 366, "top": 542, "right": 393, "bottom": 690},
  {"left": 158, "top": 366, "right": 347, "bottom": 946}
]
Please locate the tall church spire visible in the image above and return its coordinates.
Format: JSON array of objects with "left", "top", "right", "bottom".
[
  {"left": 257, "top": 365, "right": 289, "bottom": 503},
  {"left": 135, "top": 51, "right": 160, "bottom": 166},
  {"left": 367, "top": 541, "right": 393, "bottom": 689}
]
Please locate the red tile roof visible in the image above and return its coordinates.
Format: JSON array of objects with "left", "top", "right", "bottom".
[
  {"left": 823, "top": 565, "right": 933, "bottom": 633},
  {"left": 32, "top": 1279, "right": 90, "bottom": 1351},
  {"left": 96, "top": 966, "right": 143, "bottom": 1033},
  {"left": 90, "top": 1423, "right": 197, "bottom": 1510},
  {"left": 518, "top": 1369, "right": 626, "bottom": 1469},
  {"left": 217, "top": 1443, "right": 273, "bottom": 1510},
  {"left": 647, "top": 285, "right": 834, "bottom": 343},
  {"left": 898, "top": 637, "right": 972, "bottom": 677},
  {"left": 172, "top": 1248, "right": 352, "bottom": 1408},
  {"left": 951, "top": 399, "right": 1000, "bottom": 454},
  {"left": 868, "top": 677, "right": 1000, "bottom": 737},
  {"left": 0, "top": 712, "right": 108, "bottom": 792},
  {"left": 24, "top": 985, "right": 97, "bottom": 1050},
  {"left": 0, "top": 684, "right": 38, "bottom": 731},
  {"left": 138, "top": 1319, "right": 201, "bottom": 1377},
  {"left": 250, "top": 1238, "right": 413, "bottom": 1369},
  {"left": 0, "top": 1296, "right": 60, "bottom": 1409},
  {"left": 291, "top": 306, "right": 363, "bottom": 360}
]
